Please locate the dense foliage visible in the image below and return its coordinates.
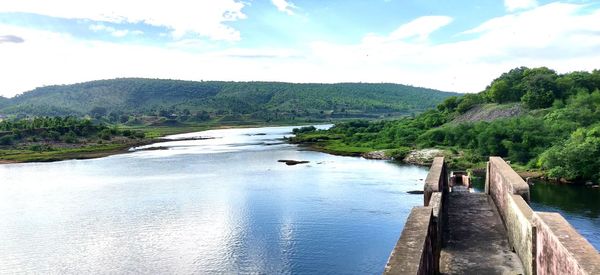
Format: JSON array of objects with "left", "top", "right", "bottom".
[
  {"left": 296, "top": 67, "right": 600, "bottom": 182},
  {"left": 0, "top": 116, "right": 143, "bottom": 147},
  {"left": 0, "top": 79, "right": 458, "bottom": 123}
]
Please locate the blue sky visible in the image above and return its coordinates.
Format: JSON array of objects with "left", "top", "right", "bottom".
[{"left": 0, "top": 0, "right": 599, "bottom": 97}]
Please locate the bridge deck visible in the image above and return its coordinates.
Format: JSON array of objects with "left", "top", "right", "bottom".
[{"left": 440, "top": 192, "right": 524, "bottom": 274}]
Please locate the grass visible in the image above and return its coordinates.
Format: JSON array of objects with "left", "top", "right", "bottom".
[
  {"left": 123, "top": 125, "right": 211, "bottom": 138},
  {"left": 0, "top": 143, "right": 133, "bottom": 162}
]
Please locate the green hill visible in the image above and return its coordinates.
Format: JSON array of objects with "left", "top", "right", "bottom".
[
  {"left": 0, "top": 79, "right": 458, "bottom": 120},
  {"left": 0, "top": 96, "right": 8, "bottom": 109},
  {"left": 292, "top": 67, "right": 600, "bottom": 183}
]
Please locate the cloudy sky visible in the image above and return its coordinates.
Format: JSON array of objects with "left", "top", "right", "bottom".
[{"left": 0, "top": 0, "right": 599, "bottom": 97}]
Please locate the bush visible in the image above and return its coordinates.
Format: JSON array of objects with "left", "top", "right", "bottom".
[
  {"left": 0, "top": 134, "right": 14, "bottom": 145},
  {"left": 28, "top": 144, "right": 52, "bottom": 152},
  {"left": 540, "top": 125, "right": 600, "bottom": 181},
  {"left": 292, "top": 125, "right": 317, "bottom": 134},
  {"left": 63, "top": 131, "right": 78, "bottom": 143},
  {"left": 99, "top": 129, "right": 112, "bottom": 140}
]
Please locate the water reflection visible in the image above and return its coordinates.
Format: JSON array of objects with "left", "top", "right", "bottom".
[
  {"left": 529, "top": 181, "right": 600, "bottom": 250},
  {"left": 0, "top": 125, "right": 427, "bottom": 274}
]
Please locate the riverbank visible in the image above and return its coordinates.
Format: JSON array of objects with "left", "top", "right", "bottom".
[
  {"left": 0, "top": 123, "right": 322, "bottom": 164},
  {"left": 290, "top": 135, "right": 551, "bottom": 181},
  {"left": 0, "top": 139, "right": 159, "bottom": 164}
]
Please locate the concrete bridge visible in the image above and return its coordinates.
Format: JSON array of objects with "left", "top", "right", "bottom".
[{"left": 384, "top": 157, "right": 600, "bottom": 275}]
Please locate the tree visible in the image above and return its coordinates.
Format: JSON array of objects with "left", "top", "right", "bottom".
[
  {"left": 540, "top": 125, "right": 600, "bottom": 181},
  {"left": 484, "top": 67, "right": 528, "bottom": 103},
  {"left": 0, "top": 134, "right": 14, "bottom": 145},
  {"left": 90, "top": 106, "right": 107, "bottom": 118},
  {"left": 487, "top": 79, "right": 511, "bottom": 103},
  {"left": 521, "top": 88, "right": 555, "bottom": 109},
  {"left": 456, "top": 94, "right": 483, "bottom": 113}
]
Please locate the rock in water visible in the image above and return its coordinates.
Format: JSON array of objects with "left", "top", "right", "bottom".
[{"left": 278, "top": 159, "right": 310, "bottom": 166}]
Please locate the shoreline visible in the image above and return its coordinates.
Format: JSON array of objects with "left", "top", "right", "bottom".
[
  {"left": 0, "top": 123, "right": 323, "bottom": 164},
  {"left": 0, "top": 138, "right": 160, "bottom": 164},
  {"left": 293, "top": 139, "right": 554, "bottom": 182}
]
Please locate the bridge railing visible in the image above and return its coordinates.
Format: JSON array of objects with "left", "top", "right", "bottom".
[
  {"left": 424, "top": 157, "right": 447, "bottom": 207},
  {"left": 384, "top": 157, "right": 446, "bottom": 275},
  {"left": 487, "top": 157, "right": 600, "bottom": 275},
  {"left": 385, "top": 156, "right": 599, "bottom": 275}
]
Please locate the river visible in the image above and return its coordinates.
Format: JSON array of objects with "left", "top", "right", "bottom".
[{"left": 0, "top": 125, "right": 428, "bottom": 274}]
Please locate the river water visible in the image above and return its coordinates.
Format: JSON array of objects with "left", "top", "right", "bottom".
[
  {"left": 529, "top": 181, "right": 600, "bottom": 251},
  {"left": 0, "top": 126, "right": 429, "bottom": 274}
]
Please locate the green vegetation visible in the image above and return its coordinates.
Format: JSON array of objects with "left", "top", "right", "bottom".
[
  {"left": 0, "top": 79, "right": 457, "bottom": 122},
  {"left": 0, "top": 116, "right": 149, "bottom": 162},
  {"left": 293, "top": 67, "right": 600, "bottom": 183},
  {"left": 0, "top": 79, "right": 459, "bottom": 163}
]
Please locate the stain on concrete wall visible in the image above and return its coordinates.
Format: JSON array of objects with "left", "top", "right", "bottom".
[{"left": 534, "top": 212, "right": 600, "bottom": 275}]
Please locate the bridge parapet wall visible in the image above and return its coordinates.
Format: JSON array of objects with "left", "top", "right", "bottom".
[
  {"left": 424, "top": 157, "right": 447, "bottom": 206},
  {"left": 385, "top": 158, "right": 446, "bottom": 275},
  {"left": 487, "top": 156, "right": 600, "bottom": 275},
  {"left": 534, "top": 212, "right": 600, "bottom": 275},
  {"left": 383, "top": 206, "right": 436, "bottom": 275}
]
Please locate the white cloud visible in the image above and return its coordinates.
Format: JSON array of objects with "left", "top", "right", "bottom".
[
  {"left": 1, "top": 2, "right": 600, "bottom": 97},
  {"left": 0, "top": 0, "right": 247, "bottom": 41},
  {"left": 89, "top": 24, "right": 133, "bottom": 37},
  {"left": 271, "top": 0, "right": 297, "bottom": 15},
  {"left": 370, "top": 16, "right": 453, "bottom": 42},
  {"left": 308, "top": 3, "right": 600, "bottom": 93},
  {"left": 0, "top": 24, "right": 308, "bottom": 97},
  {"left": 504, "top": 0, "right": 538, "bottom": 12}
]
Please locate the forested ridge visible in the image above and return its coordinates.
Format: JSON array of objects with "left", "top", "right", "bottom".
[
  {"left": 293, "top": 67, "right": 600, "bottom": 183},
  {"left": 0, "top": 79, "right": 457, "bottom": 122}
]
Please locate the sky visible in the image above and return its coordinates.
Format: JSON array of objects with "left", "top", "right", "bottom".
[{"left": 0, "top": 0, "right": 600, "bottom": 97}]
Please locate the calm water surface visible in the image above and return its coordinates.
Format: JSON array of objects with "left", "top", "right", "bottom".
[
  {"left": 529, "top": 181, "right": 600, "bottom": 251},
  {"left": 0, "top": 126, "right": 428, "bottom": 274}
]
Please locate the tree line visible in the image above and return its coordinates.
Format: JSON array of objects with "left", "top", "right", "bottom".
[{"left": 0, "top": 79, "right": 458, "bottom": 122}]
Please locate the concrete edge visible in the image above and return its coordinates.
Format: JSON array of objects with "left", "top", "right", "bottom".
[
  {"left": 489, "top": 156, "right": 530, "bottom": 201},
  {"left": 507, "top": 194, "right": 536, "bottom": 275},
  {"left": 424, "top": 157, "right": 445, "bottom": 206},
  {"left": 384, "top": 206, "right": 433, "bottom": 275},
  {"left": 429, "top": 192, "right": 442, "bottom": 219},
  {"left": 535, "top": 212, "right": 600, "bottom": 274}
]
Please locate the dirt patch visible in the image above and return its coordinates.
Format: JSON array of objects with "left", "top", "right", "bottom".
[{"left": 452, "top": 103, "right": 525, "bottom": 124}]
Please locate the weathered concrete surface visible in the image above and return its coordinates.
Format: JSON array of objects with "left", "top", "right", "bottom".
[
  {"left": 488, "top": 157, "right": 530, "bottom": 204},
  {"left": 429, "top": 192, "right": 443, "bottom": 273},
  {"left": 424, "top": 157, "right": 447, "bottom": 206},
  {"left": 534, "top": 212, "right": 600, "bottom": 275},
  {"left": 384, "top": 207, "right": 435, "bottom": 275},
  {"left": 440, "top": 192, "right": 524, "bottom": 274},
  {"left": 505, "top": 194, "right": 536, "bottom": 275}
]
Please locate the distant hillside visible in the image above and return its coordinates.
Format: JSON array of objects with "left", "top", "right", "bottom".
[
  {"left": 0, "top": 96, "right": 8, "bottom": 109},
  {"left": 0, "top": 79, "right": 458, "bottom": 119}
]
